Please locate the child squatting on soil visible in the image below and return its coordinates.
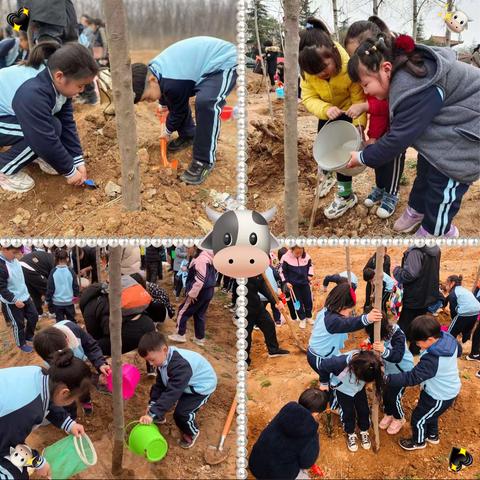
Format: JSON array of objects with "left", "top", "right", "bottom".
[
  {"left": 137, "top": 331, "right": 217, "bottom": 449},
  {"left": 248, "top": 388, "right": 329, "bottom": 480},
  {"left": 0, "top": 349, "right": 89, "bottom": 480},
  {"left": 0, "top": 42, "right": 98, "bottom": 193},
  {"left": 131, "top": 36, "right": 238, "bottom": 186},
  {"left": 346, "top": 33, "right": 480, "bottom": 238}
]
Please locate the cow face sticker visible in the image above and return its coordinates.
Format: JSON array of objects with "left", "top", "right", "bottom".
[{"left": 200, "top": 207, "right": 279, "bottom": 277}]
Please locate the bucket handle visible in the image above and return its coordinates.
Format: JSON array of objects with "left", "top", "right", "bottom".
[
  {"left": 73, "top": 434, "right": 97, "bottom": 466},
  {"left": 124, "top": 420, "right": 140, "bottom": 449}
]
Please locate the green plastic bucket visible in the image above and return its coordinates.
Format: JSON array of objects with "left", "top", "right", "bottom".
[
  {"left": 127, "top": 422, "right": 168, "bottom": 463},
  {"left": 43, "top": 434, "right": 97, "bottom": 479}
]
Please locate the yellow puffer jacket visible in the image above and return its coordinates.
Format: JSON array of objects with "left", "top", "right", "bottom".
[{"left": 301, "top": 42, "right": 367, "bottom": 127}]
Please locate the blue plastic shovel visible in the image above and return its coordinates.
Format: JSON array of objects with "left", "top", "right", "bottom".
[
  {"left": 289, "top": 287, "right": 301, "bottom": 311},
  {"left": 83, "top": 179, "right": 98, "bottom": 189}
]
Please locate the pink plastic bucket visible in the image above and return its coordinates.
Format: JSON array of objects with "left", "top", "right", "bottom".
[
  {"left": 441, "top": 325, "right": 449, "bottom": 332},
  {"left": 220, "top": 106, "right": 233, "bottom": 121},
  {"left": 106, "top": 364, "right": 141, "bottom": 400}
]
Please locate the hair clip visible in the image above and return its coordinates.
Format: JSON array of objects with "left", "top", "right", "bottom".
[
  {"left": 364, "top": 50, "right": 370, "bottom": 55},
  {"left": 305, "top": 22, "right": 314, "bottom": 30},
  {"left": 371, "top": 45, "right": 377, "bottom": 51}
]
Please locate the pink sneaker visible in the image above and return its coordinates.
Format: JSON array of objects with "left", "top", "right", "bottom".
[
  {"left": 393, "top": 206, "right": 424, "bottom": 233},
  {"left": 387, "top": 417, "right": 406, "bottom": 435},
  {"left": 379, "top": 415, "right": 393, "bottom": 430},
  {"left": 415, "top": 224, "right": 459, "bottom": 238}
]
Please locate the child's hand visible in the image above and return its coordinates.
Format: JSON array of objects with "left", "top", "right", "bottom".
[
  {"left": 139, "top": 415, "right": 153, "bottom": 425},
  {"left": 77, "top": 165, "right": 87, "bottom": 182},
  {"left": 286, "top": 282, "right": 293, "bottom": 290},
  {"left": 365, "top": 138, "right": 377, "bottom": 145},
  {"left": 15, "top": 300, "right": 25, "bottom": 308},
  {"left": 367, "top": 308, "right": 382, "bottom": 323},
  {"left": 319, "top": 384, "right": 329, "bottom": 391},
  {"left": 99, "top": 364, "right": 112, "bottom": 376},
  {"left": 160, "top": 132, "right": 171, "bottom": 141},
  {"left": 323, "top": 286, "right": 327, "bottom": 293},
  {"left": 372, "top": 341, "right": 385, "bottom": 354},
  {"left": 36, "top": 461, "right": 51, "bottom": 479},
  {"left": 67, "top": 169, "right": 85, "bottom": 186},
  {"left": 275, "top": 302, "right": 284, "bottom": 311},
  {"left": 346, "top": 152, "right": 362, "bottom": 169},
  {"left": 346, "top": 103, "right": 367, "bottom": 119},
  {"left": 326, "top": 106, "right": 343, "bottom": 120},
  {"left": 70, "top": 423, "right": 85, "bottom": 437}
]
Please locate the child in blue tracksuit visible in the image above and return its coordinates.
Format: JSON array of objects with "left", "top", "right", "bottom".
[
  {"left": 347, "top": 34, "right": 480, "bottom": 237},
  {"left": 0, "top": 246, "right": 38, "bottom": 353},
  {"left": 0, "top": 349, "right": 89, "bottom": 479},
  {"left": 33, "top": 320, "right": 111, "bottom": 415},
  {"left": 131, "top": 36, "right": 238, "bottom": 185},
  {"left": 467, "top": 284, "right": 480, "bottom": 364},
  {"left": 363, "top": 267, "right": 396, "bottom": 312},
  {"left": 443, "top": 274, "right": 480, "bottom": 344},
  {"left": 45, "top": 249, "right": 79, "bottom": 322},
  {"left": 137, "top": 332, "right": 217, "bottom": 449},
  {"left": 175, "top": 259, "right": 189, "bottom": 299},
  {"left": 365, "top": 315, "right": 414, "bottom": 435},
  {"left": 385, "top": 315, "right": 461, "bottom": 450},
  {"left": 322, "top": 271, "right": 358, "bottom": 291},
  {"left": 319, "top": 350, "right": 384, "bottom": 452},
  {"left": 0, "top": 42, "right": 98, "bottom": 193},
  {"left": 0, "top": 32, "right": 29, "bottom": 69}
]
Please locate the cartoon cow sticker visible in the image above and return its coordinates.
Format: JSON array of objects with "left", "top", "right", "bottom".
[
  {"left": 200, "top": 207, "right": 279, "bottom": 277},
  {"left": 442, "top": 9, "right": 472, "bottom": 34}
]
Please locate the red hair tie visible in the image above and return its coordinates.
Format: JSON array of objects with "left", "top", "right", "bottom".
[
  {"left": 395, "top": 34, "right": 415, "bottom": 54},
  {"left": 350, "top": 287, "right": 357, "bottom": 306}
]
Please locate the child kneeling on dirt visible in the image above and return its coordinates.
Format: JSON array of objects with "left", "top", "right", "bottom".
[
  {"left": 385, "top": 315, "right": 461, "bottom": 450},
  {"left": 319, "top": 350, "right": 384, "bottom": 452},
  {"left": 249, "top": 388, "right": 328, "bottom": 480},
  {"left": 138, "top": 331, "right": 217, "bottom": 449},
  {"left": 131, "top": 36, "right": 237, "bottom": 185},
  {"left": 33, "top": 320, "right": 111, "bottom": 416}
]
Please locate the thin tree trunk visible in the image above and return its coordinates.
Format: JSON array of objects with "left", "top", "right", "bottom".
[
  {"left": 472, "top": 263, "right": 480, "bottom": 293},
  {"left": 103, "top": 0, "right": 141, "bottom": 211},
  {"left": 253, "top": 1, "right": 273, "bottom": 118},
  {"left": 372, "top": 246, "right": 385, "bottom": 453},
  {"left": 412, "top": 0, "right": 418, "bottom": 40},
  {"left": 445, "top": 0, "right": 454, "bottom": 47},
  {"left": 75, "top": 246, "right": 82, "bottom": 289},
  {"left": 96, "top": 246, "right": 102, "bottom": 283},
  {"left": 345, "top": 246, "right": 352, "bottom": 285},
  {"left": 331, "top": 0, "right": 339, "bottom": 41},
  {"left": 283, "top": 0, "right": 299, "bottom": 236},
  {"left": 108, "top": 246, "right": 124, "bottom": 476},
  {"left": 373, "top": 0, "right": 379, "bottom": 15}
]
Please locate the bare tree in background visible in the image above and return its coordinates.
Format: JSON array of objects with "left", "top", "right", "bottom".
[
  {"left": 284, "top": 0, "right": 300, "bottom": 236},
  {"left": 445, "top": 0, "right": 455, "bottom": 47},
  {"left": 331, "top": 0, "right": 340, "bottom": 41},
  {"left": 372, "top": 0, "right": 387, "bottom": 16},
  {"left": 108, "top": 246, "right": 124, "bottom": 476},
  {"left": 103, "top": 0, "right": 141, "bottom": 211},
  {"left": 412, "top": 0, "right": 435, "bottom": 40}
]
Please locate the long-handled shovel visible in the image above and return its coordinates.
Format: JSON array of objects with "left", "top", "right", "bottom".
[
  {"left": 204, "top": 396, "right": 237, "bottom": 465},
  {"left": 156, "top": 108, "right": 178, "bottom": 169}
]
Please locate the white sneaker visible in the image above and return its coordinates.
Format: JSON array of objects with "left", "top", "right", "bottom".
[
  {"left": 307, "top": 317, "right": 314, "bottom": 325},
  {"left": 34, "top": 158, "right": 59, "bottom": 175},
  {"left": 193, "top": 337, "right": 205, "bottom": 346},
  {"left": 347, "top": 433, "right": 358, "bottom": 452},
  {"left": 167, "top": 333, "right": 187, "bottom": 343},
  {"left": 360, "top": 431, "right": 371, "bottom": 450},
  {"left": 318, "top": 171, "right": 336, "bottom": 198},
  {"left": 0, "top": 171, "right": 35, "bottom": 192},
  {"left": 324, "top": 194, "right": 358, "bottom": 220},
  {"left": 299, "top": 320, "right": 306, "bottom": 329}
]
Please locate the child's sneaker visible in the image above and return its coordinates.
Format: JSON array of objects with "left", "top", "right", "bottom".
[
  {"left": 426, "top": 434, "right": 440, "bottom": 444},
  {"left": 415, "top": 224, "right": 459, "bottom": 238},
  {"left": 387, "top": 417, "right": 405, "bottom": 435},
  {"left": 318, "top": 171, "right": 336, "bottom": 198},
  {"left": 346, "top": 433, "right": 358, "bottom": 452},
  {"left": 179, "top": 432, "right": 199, "bottom": 449},
  {"left": 359, "top": 431, "right": 371, "bottom": 450},
  {"left": 393, "top": 206, "right": 424, "bottom": 233},
  {"left": 19, "top": 344, "right": 33, "bottom": 353},
  {"left": 154, "top": 416, "right": 166, "bottom": 425},
  {"left": 379, "top": 415, "right": 393, "bottom": 430},
  {"left": 364, "top": 186, "right": 384, "bottom": 208},
  {"left": 476, "top": 370, "right": 480, "bottom": 378},
  {"left": 299, "top": 319, "right": 307, "bottom": 329},
  {"left": 399, "top": 438, "right": 426, "bottom": 451},
  {"left": 34, "top": 158, "right": 59, "bottom": 175},
  {"left": 82, "top": 402, "right": 93, "bottom": 415},
  {"left": 0, "top": 171, "right": 35, "bottom": 192},
  {"left": 307, "top": 317, "right": 314, "bottom": 325},
  {"left": 168, "top": 333, "right": 187, "bottom": 343},
  {"left": 376, "top": 192, "right": 399, "bottom": 219},
  {"left": 268, "top": 348, "right": 290, "bottom": 357},
  {"left": 324, "top": 194, "right": 358, "bottom": 220},
  {"left": 466, "top": 354, "right": 480, "bottom": 361},
  {"left": 180, "top": 160, "right": 213, "bottom": 186},
  {"left": 193, "top": 337, "right": 205, "bottom": 346}
]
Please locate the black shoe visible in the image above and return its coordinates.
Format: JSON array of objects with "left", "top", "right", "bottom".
[
  {"left": 180, "top": 160, "right": 213, "bottom": 185},
  {"left": 476, "top": 370, "right": 480, "bottom": 379},
  {"left": 268, "top": 348, "right": 290, "bottom": 358},
  {"left": 466, "top": 354, "right": 480, "bottom": 362},
  {"left": 399, "top": 438, "right": 426, "bottom": 451},
  {"left": 167, "top": 136, "right": 194, "bottom": 153},
  {"left": 426, "top": 434, "right": 440, "bottom": 444}
]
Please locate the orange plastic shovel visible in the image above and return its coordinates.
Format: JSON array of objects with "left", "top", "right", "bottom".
[{"left": 156, "top": 108, "right": 178, "bottom": 169}]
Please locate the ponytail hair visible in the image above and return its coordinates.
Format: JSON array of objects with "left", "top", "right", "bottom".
[
  {"left": 347, "top": 33, "right": 427, "bottom": 83},
  {"left": 447, "top": 274, "right": 463, "bottom": 287},
  {"left": 349, "top": 350, "right": 384, "bottom": 401},
  {"left": 24, "top": 42, "right": 98, "bottom": 80},
  {"left": 44, "top": 348, "right": 91, "bottom": 399}
]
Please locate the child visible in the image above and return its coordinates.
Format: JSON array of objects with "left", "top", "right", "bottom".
[
  {"left": 277, "top": 247, "right": 297, "bottom": 321},
  {"left": 0, "top": 246, "right": 38, "bottom": 353},
  {"left": 259, "top": 262, "right": 283, "bottom": 326},
  {"left": 33, "top": 321, "right": 111, "bottom": 415},
  {"left": 299, "top": 18, "right": 367, "bottom": 219},
  {"left": 0, "top": 349, "right": 88, "bottom": 478},
  {"left": 307, "top": 283, "right": 382, "bottom": 378},
  {"left": 365, "top": 315, "right": 414, "bottom": 434},
  {"left": 467, "top": 282, "right": 480, "bottom": 362},
  {"left": 46, "top": 249, "right": 79, "bottom": 322},
  {"left": 145, "top": 246, "right": 164, "bottom": 284},
  {"left": 264, "top": 40, "right": 281, "bottom": 90},
  {"left": 319, "top": 350, "right": 384, "bottom": 451},
  {"left": 131, "top": 36, "right": 237, "bottom": 185},
  {"left": 363, "top": 267, "right": 395, "bottom": 313},
  {"left": 363, "top": 247, "right": 391, "bottom": 311},
  {"left": 175, "top": 259, "right": 189, "bottom": 300},
  {"left": 385, "top": 315, "right": 461, "bottom": 450},
  {"left": 169, "top": 247, "right": 216, "bottom": 346},
  {"left": 137, "top": 332, "right": 217, "bottom": 449},
  {"left": 347, "top": 34, "right": 480, "bottom": 237},
  {"left": 344, "top": 18, "right": 405, "bottom": 218},
  {"left": 248, "top": 388, "right": 328, "bottom": 480},
  {"left": 322, "top": 270, "right": 358, "bottom": 291},
  {"left": 443, "top": 275, "right": 480, "bottom": 344},
  {"left": 0, "top": 31, "right": 29, "bottom": 69},
  {"left": 280, "top": 246, "right": 314, "bottom": 329}
]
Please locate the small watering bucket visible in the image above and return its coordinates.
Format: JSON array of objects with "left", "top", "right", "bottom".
[
  {"left": 126, "top": 422, "right": 168, "bottom": 463},
  {"left": 43, "top": 434, "right": 97, "bottom": 479},
  {"left": 275, "top": 87, "right": 285, "bottom": 99},
  {"left": 220, "top": 106, "right": 233, "bottom": 121},
  {"left": 313, "top": 120, "right": 365, "bottom": 176},
  {"left": 106, "top": 364, "right": 141, "bottom": 400}
]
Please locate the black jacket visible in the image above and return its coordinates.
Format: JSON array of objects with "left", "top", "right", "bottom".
[
  {"left": 20, "top": 251, "right": 55, "bottom": 278},
  {"left": 145, "top": 246, "right": 165, "bottom": 263},
  {"left": 247, "top": 275, "right": 276, "bottom": 319},
  {"left": 364, "top": 252, "right": 391, "bottom": 276},
  {"left": 72, "top": 247, "right": 98, "bottom": 283},
  {"left": 79, "top": 283, "right": 110, "bottom": 340},
  {"left": 249, "top": 402, "right": 319, "bottom": 480}
]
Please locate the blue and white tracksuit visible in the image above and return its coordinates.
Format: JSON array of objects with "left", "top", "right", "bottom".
[
  {"left": 0, "top": 65, "right": 84, "bottom": 178},
  {"left": 0, "top": 254, "right": 38, "bottom": 347},
  {"left": 319, "top": 351, "right": 370, "bottom": 435},
  {"left": 45, "top": 265, "right": 79, "bottom": 322},
  {"left": 0, "top": 38, "right": 22, "bottom": 69},
  {"left": 0, "top": 366, "right": 77, "bottom": 478},
  {"left": 149, "top": 36, "right": 237, "bottom": 166},
  {"left": 446, "top": 285, "right": 480, "bottom": 343},
  {"left": 387, "top": 331, "right": 461, "bottom": 444},
  {"left": 147, "top": 347, "right": 217, "bottom": 437}
]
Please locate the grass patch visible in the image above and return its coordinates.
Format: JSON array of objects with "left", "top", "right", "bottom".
[
  {"left": 221, "top": 372, "right": 233, "bottom": 379},
  {"left": 260, "top": 379, "right": 272, "bottom": 388},
  {"left": 399, "top": 174, "right": 409, "bottom": 186}
]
